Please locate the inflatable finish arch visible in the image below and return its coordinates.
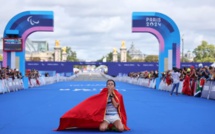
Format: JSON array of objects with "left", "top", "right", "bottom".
[
  {"left": 3, "top": 11, "right": 54, "bottom": 88},
  {"left": 132, "top": 12, "right": 180, "bottom": 88}
]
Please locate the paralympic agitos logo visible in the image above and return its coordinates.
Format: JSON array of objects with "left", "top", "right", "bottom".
[{"left": 27, "top": 16, "right": 40, "bottom": 25}]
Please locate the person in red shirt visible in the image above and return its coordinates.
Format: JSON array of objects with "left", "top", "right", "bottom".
[
  {"left": 165, "top": 70, "right": 172, "bottom": 86},
  {"left": 182, "top": 68, "right": 192, "bottom": 96}
]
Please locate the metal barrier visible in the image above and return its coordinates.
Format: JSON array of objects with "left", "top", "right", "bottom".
[
  {"left": 113, "top": 74, "right": 215, "bottom": 100},
  {"left": 201, "top": 81, "right": 215, "bottom": 100},
  {"left": 0, "top": 74, "right": 77, "bottom": 94},
  {"left": 0, "top": 78, "right": 24, "bottom": 94}
]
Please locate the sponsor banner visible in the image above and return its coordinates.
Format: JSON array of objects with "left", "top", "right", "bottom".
[{"left": 0, "top": 61, "right": 211, "bottom": 77}]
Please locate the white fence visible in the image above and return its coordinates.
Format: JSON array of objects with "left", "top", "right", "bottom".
[{"left": 0, "top": 74, "right": 77, "bottom": 94}]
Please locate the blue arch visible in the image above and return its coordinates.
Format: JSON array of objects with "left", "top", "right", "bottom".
[
  {"left": 3, "top": 11, "right": 54, "bottom": 88},
  {"left": 132, "top": 12, "right": 181, "bottom": 89}
]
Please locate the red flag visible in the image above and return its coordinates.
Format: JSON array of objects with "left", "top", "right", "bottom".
[{"left": 56, "top": 88, "right": 130, "bottom": 131}]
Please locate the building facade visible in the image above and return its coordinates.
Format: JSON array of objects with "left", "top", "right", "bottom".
[{"left": 0, "top": 38, "right": 66, "bottom": 62}]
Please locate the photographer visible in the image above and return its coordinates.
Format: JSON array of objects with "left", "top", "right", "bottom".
[
  {"left": 170, "top": 67, "right": 181, "bottom": 96},
  {"left": 197, "top": 67, "right": 209, "bottom": 80}
]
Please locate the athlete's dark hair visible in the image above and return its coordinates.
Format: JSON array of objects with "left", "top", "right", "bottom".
[{"left": 106, "top": 79, "right": 116, "bottom": 87}]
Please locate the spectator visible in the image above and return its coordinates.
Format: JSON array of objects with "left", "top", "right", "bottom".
[{"left": 170, "top": 67, "right": 181, "bottom": 96}]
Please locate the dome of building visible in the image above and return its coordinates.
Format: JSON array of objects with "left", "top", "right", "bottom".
[{"left": 127, "top": 43, "right": 146, "bottom": 60}]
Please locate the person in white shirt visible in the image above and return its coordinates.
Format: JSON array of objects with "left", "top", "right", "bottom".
[{"left": 170, "top": 67, "right": 181, "bottom": 96}]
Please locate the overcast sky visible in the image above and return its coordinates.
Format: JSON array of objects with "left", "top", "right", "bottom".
[{"left": 1, "top": 0, "right": 215, "bottom": 61}]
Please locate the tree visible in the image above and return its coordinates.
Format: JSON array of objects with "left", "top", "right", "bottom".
[
  {"left": 130, "top": 58, "right": 145, "bottom": 62},
  {"left": 106, "top": 52, "right": 113, "bottom": 62},
  {"left": 144, "top": 55, "right": 158, "bottom": 62},
  {"left": 126, "top": 53, "right": 133, "bottom": 62},
  {"left": 180, "top": 57, "right": 190, "bottom": 62},
  {"left": 97, "top": 51, "right": 134, "bottom": 62},
  {"left": 193, "top": 41, "right": 215, "bottom": 62},
  {"left": 96, "top": 56, "right": 104, "bottom": 62},
  {"left": 64, "top": 47, "right": 79, "bottom": 61},
  {"left": 97, "top": 52, "right": 113, "bottom": 62},
  {"left": 97, "top": 52, "right": 146, "bottom": 62}
]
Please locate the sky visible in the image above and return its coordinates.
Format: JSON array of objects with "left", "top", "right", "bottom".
[{"left": 1, "top": 0, "right": 215, "bottom": 61}]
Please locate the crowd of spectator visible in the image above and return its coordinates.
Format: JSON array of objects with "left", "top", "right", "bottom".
[
  {"left": 128, "top": 70, "right": 159, "bottom": 80},
  {"left": 26, "top": 69, "right": 50, "bottom": 86},
  {"left": 0, "top": 67, "right": 52, "bottom": 94},
  {"left": 0, "top": 66, "right": 24, "bottom": 93},
  {"left": 127, "top": 64, "right": 215, "bottom": 97},
  {"left": 0, "top": 66, "right": 23, "bottom": 80}
]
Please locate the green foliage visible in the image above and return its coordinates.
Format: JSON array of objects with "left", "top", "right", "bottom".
[
  {"left": 126, "top": 53, "right": 133, "bottom": 62},
  {"left": 64, "top": 47, "right": 79, "bottom": 61},
  {"left": 97, "top": 52, "right": 112, "bottom": 62},
  {"left": 0, "top": 55, "right": 2, "bottom": 61},
  {"left": 193, "top": 41, "right": 215, "bottom": 62},
  {"left": 97, "top": 52, "right": 114, "bottom": 62},
  {"left": 96, "top": 57, "right": 104, "bottom": 62},
  {"left": 97, "top": 52, "right": 140, "bottom": 62},
  {"left": 130, "top": 59, "right": 145, "bottom": 62},
  {"left": 180, "top": 56, "right": 190, "bottom": 62},
  {"left": 106, "top": 52, "right": 113, "bottom": 62},
  {"left": 97, "top": 52, "right": 148, "bottom": 62},
  {"left": 144, "top": 55, "right": 158, "bottom": 62}
]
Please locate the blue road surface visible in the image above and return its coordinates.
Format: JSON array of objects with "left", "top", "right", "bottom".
[{"left": 0, "top": 81, "right": 215, "bottom": 134}]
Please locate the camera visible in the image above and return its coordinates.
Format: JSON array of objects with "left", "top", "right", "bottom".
[{"left": 173, "top": 67, "right": 179, "bottom": 72}]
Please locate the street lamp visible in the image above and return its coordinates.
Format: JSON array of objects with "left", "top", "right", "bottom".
[{"left": 181, "top": 34, "right": 184, "bottom": 62}]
